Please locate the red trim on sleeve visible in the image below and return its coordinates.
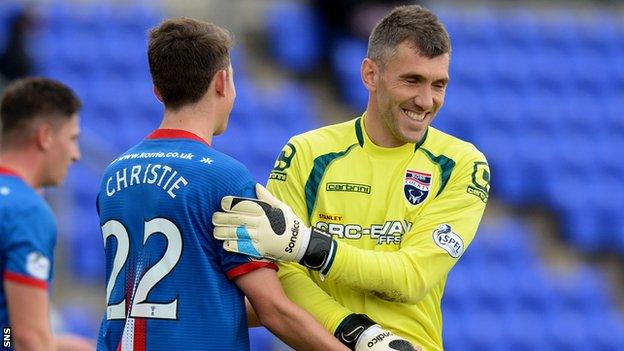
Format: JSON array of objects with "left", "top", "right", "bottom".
[
  {"left": 146, "top": 129, "right": 210, "bottom": 146},
  {"left": 226, "top": 261, "right": 279, "bottom": 280},
  {"left": 3, "top": 271, "right": 48, "bottom": 290},
  {"left": 0, "top": 166, "right": 24, "bottom": 180}
]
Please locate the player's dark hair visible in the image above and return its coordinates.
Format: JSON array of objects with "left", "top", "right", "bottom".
[
  {"left": 0, "top": 77, "right": 81, "bottom": 147},
  {"left": 148, "top": 18, "right": 232, "bottom": 110},
  {"left": 368, "top": 5, "right": 451, "bottom": 68}
]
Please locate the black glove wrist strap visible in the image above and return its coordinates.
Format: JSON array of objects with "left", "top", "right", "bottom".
[
  {"left": 299, "top": 227, "right": 334, "bottom": 272},
  {"left": 334, "top": 313, "right": 376, "bottom": 350}
]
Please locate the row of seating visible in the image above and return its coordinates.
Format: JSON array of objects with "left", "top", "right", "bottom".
[{"left": 443, "top": 219, "right": 624, "bottom": 351}]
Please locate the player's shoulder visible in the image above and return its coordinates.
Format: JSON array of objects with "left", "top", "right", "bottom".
[
  {"left": 288, "top": 118, "right": 360, "bottom": 157},
  {"left": 0, "top": 176, "right": 48, "bottom": 213},
  {"left": 422, "top": 127, "right": 487, "bottom": 165},
  {"left": 208, "top": 148, "right": 252, "bottom": 177},
  {"left": 0, "top": 177, "right": 54, "bottom": 241}
]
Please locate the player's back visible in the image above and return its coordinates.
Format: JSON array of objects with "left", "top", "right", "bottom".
[
  {"left": 0, "top": 167, "right": 56, "bottom": 330},
  {"left": 96, "top": 130, "right": 264, "bottom": 351}
]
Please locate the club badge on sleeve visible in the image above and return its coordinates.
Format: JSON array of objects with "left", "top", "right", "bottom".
[
  {"left": 26, "top": 251, "right": 51, "bottom": 280},
  {"left": 432, "top": 224, "right": 464, "bottom": 258},
  {"left": 404, "top": 170, "right": 431, "bottom": 206}
]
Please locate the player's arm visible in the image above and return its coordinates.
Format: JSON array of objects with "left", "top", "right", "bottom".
[
  {"left": 214, "top": 154, "right": 490, "bottom": 304},
  {"left": 234, "top": 267, "right": 348, "bottom": 351},
  {"left": 244, "top": 297, "right": 261, "bottom": 327},
  {"left": 3, "top": 207, "right": 56, "bottom": 351},
  {"left": 322, "top": 157, "right": 488, "bottom": 303},
  {"left": 4, "top": 279, "right": 53, "bottom": 351},
  {"left": 278, "top": 261, "right": 418, "bottom": 351}
]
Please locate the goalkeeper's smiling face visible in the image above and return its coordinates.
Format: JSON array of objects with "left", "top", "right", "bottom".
[{"left": 373, "top": 41, "right": 449, "bottom": 146}]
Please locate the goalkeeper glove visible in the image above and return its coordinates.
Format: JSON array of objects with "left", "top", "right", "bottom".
[
  {"left": 335, "top": 314, "right": 419, "bottom": 351},
  {"left": 212, "top": 184, "right": 336, "bottom": 273}
]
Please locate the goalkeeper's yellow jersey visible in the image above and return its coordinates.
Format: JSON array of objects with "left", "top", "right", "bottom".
[{"left": 267, "top": 115, "right": 490, "bottom": 351}]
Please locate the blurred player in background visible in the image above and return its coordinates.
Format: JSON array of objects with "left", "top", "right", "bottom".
[
  {"left": 212, "top": 5, "right": 490, "bottom": 351},
  {"left": 0, "top": 77, "right": 93, "bottom": 350},
  {"left": 95, "top": 18, "right": 347, "bottom": 351}
]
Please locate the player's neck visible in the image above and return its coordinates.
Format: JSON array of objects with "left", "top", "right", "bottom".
[
  {"left": 0, "top": 149, "right": 41, "bottom": 188},
  {"left": 363, "top": 107, "right": 406, "bottom": 148},
  {"left": 160, "top": 102, "right": 222, "bottom": 145}
]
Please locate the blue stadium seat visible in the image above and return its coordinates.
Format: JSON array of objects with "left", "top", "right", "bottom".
[
  {"left": 496, "top": 10, "right": 540, "bottom": 50},
  {"left": 449, "top": 46, "right": 491, "bottom": 87},
  {"left": 266, "top": 2, "right": 322, "bottom": 72},
  {"left": 546, "top": 311, "right": 591, "bottom": 351},
  {"left": 504, "top": 310, "right": 548, "bottom": 351},
  {"left": 0, "top": 1, "right": 24, "bottom": 52},
  {"left": 454, "top": 10, "right": 501, "bottom": 50},
  {"left": 330, "top": 38, "right": 368, "bottom": 110},
  {"left": 490, "top": 46, "right": 532, "bottom": 92},
  {"left": 587, "top": 312, "right": 624, "bottom": 351},
  {"left": 249, "top": 327, "right": 276, "bottom": 351},
  {"left": 536, "top": 13, "right": 579, "bottom": 55},
  {"left": 463, "top": 310, "right": 505, "bottom": 351},
  {"left": 58, "top": 305, "right": 100, "bottom": 339}
]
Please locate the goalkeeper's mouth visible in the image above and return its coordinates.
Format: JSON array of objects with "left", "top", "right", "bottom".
[{"left": 402, "top": 108, "right": 428, "bottom": 122}]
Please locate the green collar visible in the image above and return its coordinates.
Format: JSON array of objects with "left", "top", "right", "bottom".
[{"left": 354, "top": 115, "right": 428, "bottom": 158}]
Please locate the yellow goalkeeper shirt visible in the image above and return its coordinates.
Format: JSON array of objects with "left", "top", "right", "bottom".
[{"left": 267, "top": 115, "right": 490, "bottom": 351}]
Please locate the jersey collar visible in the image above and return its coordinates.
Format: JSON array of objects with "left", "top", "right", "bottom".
[
  {"left": 355, "top": 115, "right": 428, "bottom": 159},
  {"left": 0, "top": 166, "right": 24, "bottom": 180},
  {"left": 146, "top": 129, "right": 211, "bottom": 146}
]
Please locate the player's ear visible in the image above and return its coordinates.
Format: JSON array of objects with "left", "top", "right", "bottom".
[
  {"left": 214, "top": 69, "right": 227, "bottom": 97},
  {"left": 35, "top": 121, "right": 54, "bottom": 151},
  {"left": 361, "top": 58, "right": 379, "bottom": 92},
  {"left": 153, "top": 86, "right": 163, "bottom": 103}
]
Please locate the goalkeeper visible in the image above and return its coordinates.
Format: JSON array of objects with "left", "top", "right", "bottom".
[{"left": 213, "top": 5, "right": 489, "bottom": 351}]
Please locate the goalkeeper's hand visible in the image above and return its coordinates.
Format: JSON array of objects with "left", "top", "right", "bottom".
[
  {"left": 212, "top": 184, "right": 336, "bottom": 272},
  {"left": 336, "top": 314, "right": 420, "bottom": 351}
]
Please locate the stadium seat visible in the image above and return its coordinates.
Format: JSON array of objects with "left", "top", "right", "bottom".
[
  {"left": 249, "top": 328, "right": 277, "bottom": 351},
  {"left": 265, "top": 2, "right": 322, "bottom": 72},
  {"left": 330, "top": 38, "right": 368, "bottom": 110}
]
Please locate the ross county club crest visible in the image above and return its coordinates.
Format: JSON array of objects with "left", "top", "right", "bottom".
[{"left": 404, "top": 170, "right": 431, "bottom": 205}]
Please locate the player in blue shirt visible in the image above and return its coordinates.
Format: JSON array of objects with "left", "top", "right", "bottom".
[
  {"left": 0, "top": 78, "right": 93, "bottom": 350},
  {"left": 95, "top": 18, "right": 347, "bottom": 351}
]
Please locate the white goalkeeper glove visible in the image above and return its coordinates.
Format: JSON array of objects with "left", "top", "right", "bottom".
[
  {"left": 212, "top": 184, "right": 336, "bottom": 273},
  {"left": 335, "top": 314, "right": 420, "bottom": 351}
]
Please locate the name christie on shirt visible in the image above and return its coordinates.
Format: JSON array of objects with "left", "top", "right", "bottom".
[{"left": 105, "top": 163, "right": 188, "bottom": 199}]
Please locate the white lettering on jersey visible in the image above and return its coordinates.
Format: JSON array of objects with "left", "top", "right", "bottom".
[
  {"left": 111, "top": 151, "right": 195, "bottom": 164},
  {"left": 105, "top": 164, "right": 188, "bottom": 199},
  {"left": 315, "top": 220, "right": 412, "bottom": 245}
]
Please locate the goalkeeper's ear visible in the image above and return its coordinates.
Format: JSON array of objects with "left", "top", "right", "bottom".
[{"left": 254, "top": 184, "right": 284, "bottom": 207}]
